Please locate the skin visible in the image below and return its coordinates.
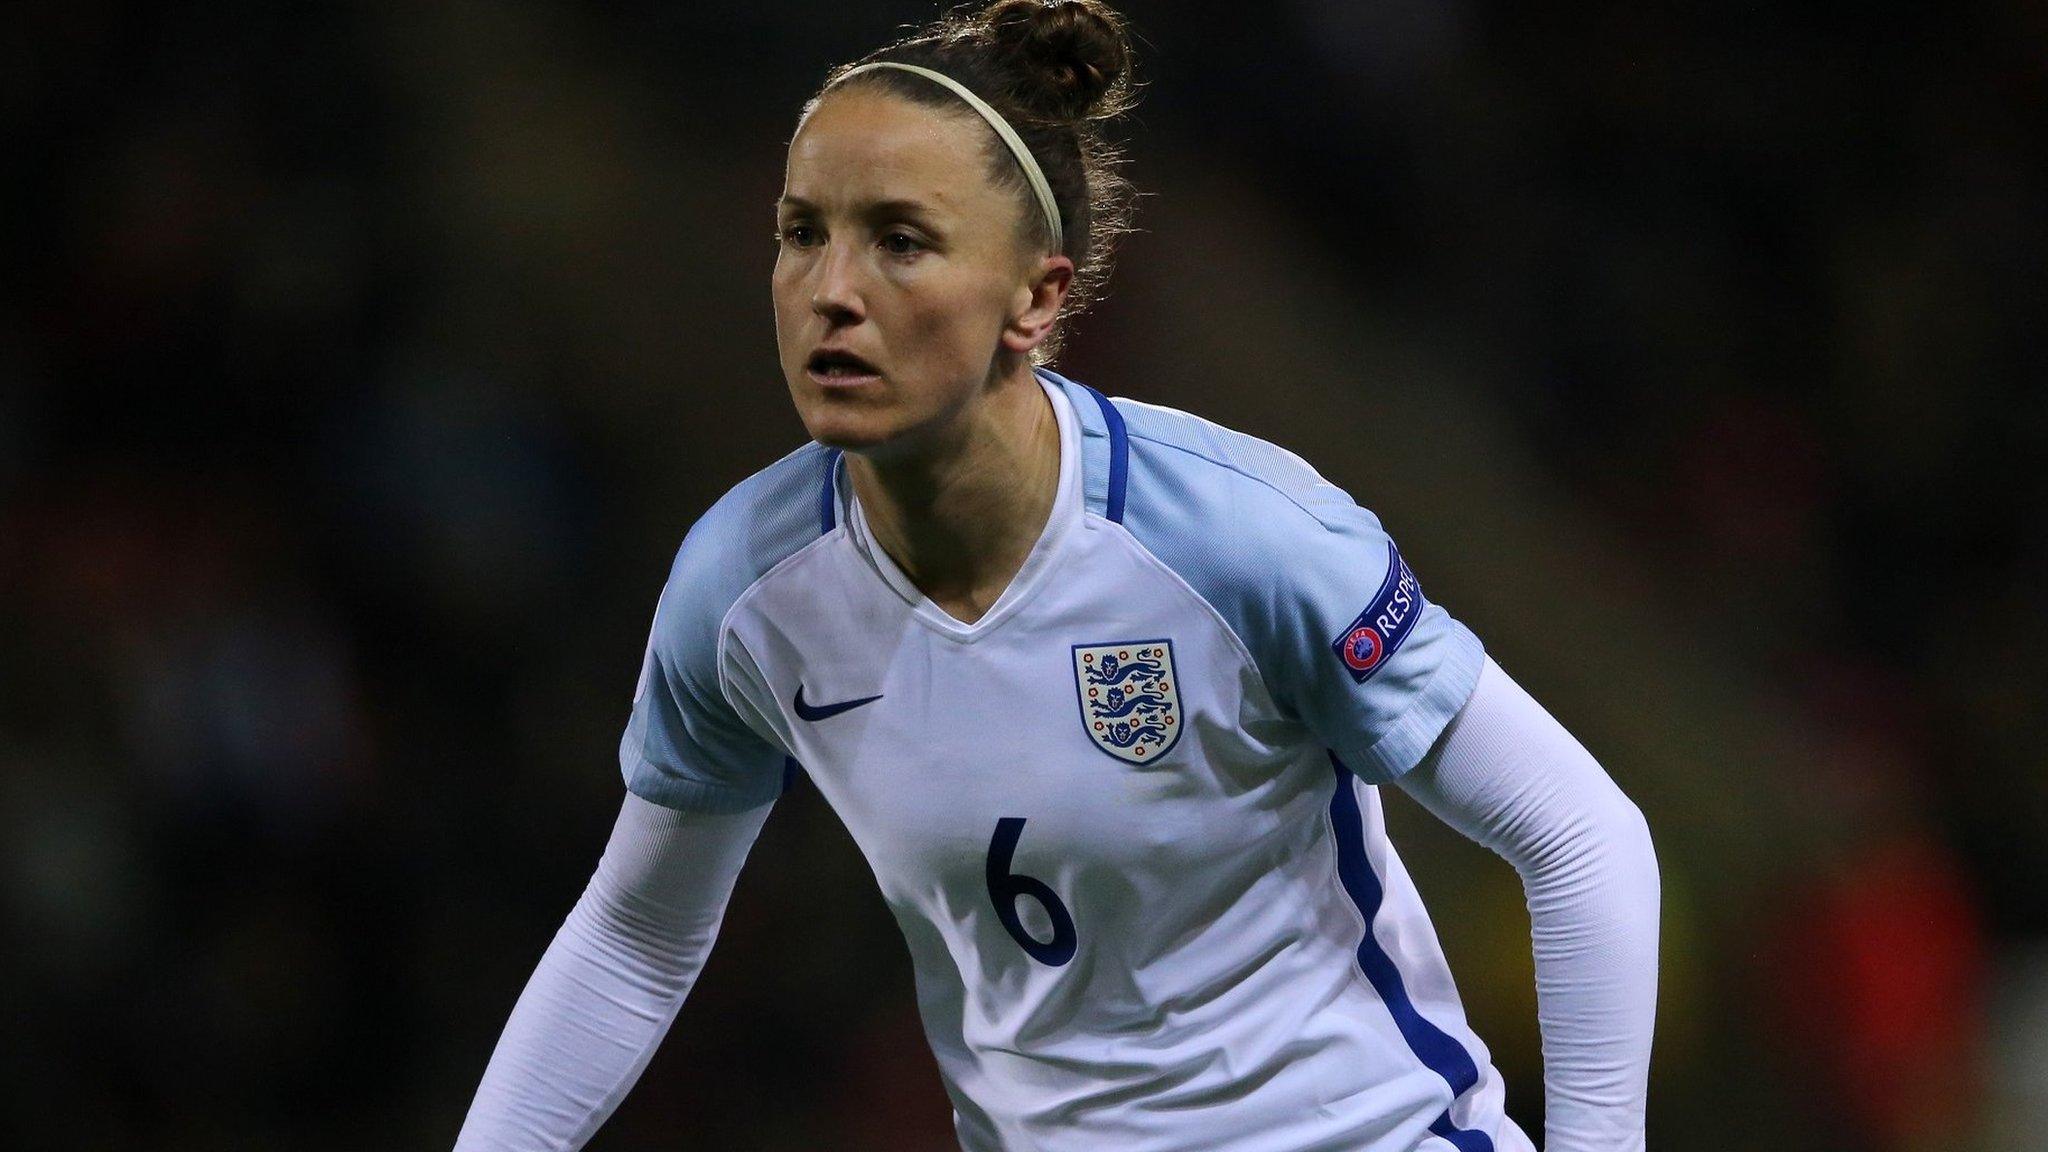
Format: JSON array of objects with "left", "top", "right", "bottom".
[{"left": 773, "top": 86, "right": 1076, "bottom": 625}]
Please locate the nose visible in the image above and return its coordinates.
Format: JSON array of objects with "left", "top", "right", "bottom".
[{"left": 810, "top": 239, "right": 865, "bottom": 325}]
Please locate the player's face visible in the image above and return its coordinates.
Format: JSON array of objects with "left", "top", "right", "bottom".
[{"left": 773, "top": 89, "right": 1068, "bottom": 456}]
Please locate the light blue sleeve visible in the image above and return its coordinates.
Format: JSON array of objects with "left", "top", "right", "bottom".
[
  {"left": 618, "top": 445, "right": 834, "bottom": 812},
  {"left": 1111, "top": 399, "right": 1486, "bottom": 783}
]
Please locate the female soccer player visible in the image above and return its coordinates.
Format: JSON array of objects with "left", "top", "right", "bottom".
[{"left": 454, "top": 3, "right": 1660, "bottom": 1149}]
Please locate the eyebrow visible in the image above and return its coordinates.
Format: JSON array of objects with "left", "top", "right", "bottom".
[{"left": 775, "top": 195, "right": 943, "bottom": 222}]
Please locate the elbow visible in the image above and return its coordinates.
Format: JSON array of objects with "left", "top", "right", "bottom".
[
  {"left": 1582, "top": 760, "right": 1659, "bottom": 889},
  {"left": 1604, "top": 792, "right": 1661, "bottom": 927},
  {"left": 1518, "top": 779, "right": 1661, "bottom": 920},
  {"left": 1623, "top": 791, "right": 1657, "bottom": 876},
  {"left": 1580, "top": 780, "right": 1658, "bottom": 894},
  {"left": 1517, "top": 785, "right": 1663, "bottom": 964}
]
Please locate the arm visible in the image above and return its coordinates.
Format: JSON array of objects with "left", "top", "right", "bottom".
[
  {"left": 1395, "top": 656, "right": 1659, "bottom": 1152},
  {"left": 452, "top": 792, "right": 772, "bottom": 1151}
]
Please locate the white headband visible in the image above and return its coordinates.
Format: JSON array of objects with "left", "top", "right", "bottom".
[{"left": 829, "top": 61, "right": 1064, "bottom": 255}]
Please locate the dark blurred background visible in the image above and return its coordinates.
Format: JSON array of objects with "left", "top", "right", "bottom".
[{"left": 3, "top": 1, "right": 2044, "bottom": 1149}]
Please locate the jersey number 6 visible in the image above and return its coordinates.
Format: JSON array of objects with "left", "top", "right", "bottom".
[{"left": 985, "top": 817, "right": 1077, "bottom": 966}]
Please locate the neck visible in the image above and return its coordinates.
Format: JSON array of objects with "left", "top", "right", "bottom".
[{"left": 846, "top": 365, "right": 1061, "bottom": 623}]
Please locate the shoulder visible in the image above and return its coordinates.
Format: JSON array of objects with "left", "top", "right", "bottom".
[
  {"left": 1110, "top": 394, "right": 1378, "bottom": 541},
  {"left": 1063, "top": 377, "right": 1416, "bottom": 652},
  {"left": 624, "top": 443, "right": 828, "bottom": 812},
  {"left": 1043, "top": 367, "right": 1400, "bottom": 607},
  {"left": 656, "top": 441, "right": 838, "bottom": 640},
  {"left": 1075, "top": 386, "right": 1484, "bottom": 779},
  {"left": 1072, "top": 390, "right": 1396, "bottom": 612}
]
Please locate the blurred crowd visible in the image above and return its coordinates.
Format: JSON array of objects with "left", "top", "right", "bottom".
[{"left": 2, "top": 2, "right": 2041, "bottom": 1150}]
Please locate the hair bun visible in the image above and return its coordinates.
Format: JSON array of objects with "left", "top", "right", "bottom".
[{"left": 982, "top": 0, "right": 1136, "bottom": 122}]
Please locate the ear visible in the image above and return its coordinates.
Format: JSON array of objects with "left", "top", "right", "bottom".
[{"left": 1000, "top": 253, "right": 1075, "bottom": 355}]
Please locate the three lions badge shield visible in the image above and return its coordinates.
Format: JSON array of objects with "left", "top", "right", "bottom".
[{"left": 1072, "top": 639, "right": 1182, "bottom": 764}]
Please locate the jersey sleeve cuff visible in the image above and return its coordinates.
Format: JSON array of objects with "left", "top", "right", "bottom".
[
  {"left": 1334, "top": 619, "right": 1486, "bottom": 784},
  {"left": 621, "top": 753, "right": 782, "bottom": 814}
]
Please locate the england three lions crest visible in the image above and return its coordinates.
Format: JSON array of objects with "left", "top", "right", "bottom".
[{"left": 1072, "top": 639, "right": 1182, "bottom": 764}]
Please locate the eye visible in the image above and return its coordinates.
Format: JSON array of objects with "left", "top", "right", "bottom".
[
  {"left": 779, "top": 223, "right": 819, "bottom": 248},
  {"left": 880, "top": 230, "right": 925, "bottom": 256}
]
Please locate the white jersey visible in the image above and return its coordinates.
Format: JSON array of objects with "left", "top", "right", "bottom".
[{"left": 621, "top": 369, "right": 1533, "bottom": 1152}]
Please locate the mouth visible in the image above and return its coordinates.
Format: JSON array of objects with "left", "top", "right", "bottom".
[{"left": 805, "top": 348, "right": 882, "bottom": 388}]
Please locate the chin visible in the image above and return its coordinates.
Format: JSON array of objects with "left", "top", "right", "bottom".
[
  {"left": 792, "top": 392, "right": 901, "bottom": 453},
  {"left": 787, "top": 370, "right": 961, "bottom": 458},
  {"left": 807, "top": 422, "right": 896, "bottom": 453}
]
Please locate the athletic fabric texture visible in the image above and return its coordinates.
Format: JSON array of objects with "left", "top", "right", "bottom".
[
  {"left": 460, "top": 371, "right": 1657, "bottom": 1150},
  {"left": 454, "top": 658, "right": 1656, "bottom": 1151}
]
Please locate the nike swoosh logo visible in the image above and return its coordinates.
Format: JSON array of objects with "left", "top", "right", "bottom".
[{"left": 793, "top": 684, "right": 883, "bottom": 722}]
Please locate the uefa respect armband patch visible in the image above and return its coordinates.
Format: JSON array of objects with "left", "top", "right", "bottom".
[{"left": 1330, "top": 543, "right": 1425, "bottom": 684}]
